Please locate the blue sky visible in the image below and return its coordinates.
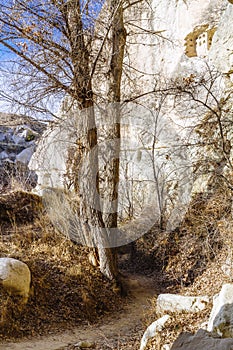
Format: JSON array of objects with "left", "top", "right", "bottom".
[{"left": 0, "top": 0, "right": 105, "bottom": 116}]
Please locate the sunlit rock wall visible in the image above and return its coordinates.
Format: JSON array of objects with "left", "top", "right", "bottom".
[
  {"left": 209, "top": 3, "right": 233, "bottom": 76},
  {"left": 29, "top": 0, "right": 232, "bottom": 231},
  {"left": 117, "top": 0, "right": 230, "bottom": 227}
]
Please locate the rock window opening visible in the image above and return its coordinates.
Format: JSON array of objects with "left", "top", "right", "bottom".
[{"left": 185, "top": 26, "right": 216, "bottom": 58}]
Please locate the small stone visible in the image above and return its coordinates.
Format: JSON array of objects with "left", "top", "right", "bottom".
[
  {"left": 162, "top": 345, "right": 171, "bottom": 350},
  {"left": 140, "top": 315, "right": 170, "bottom": 350}
]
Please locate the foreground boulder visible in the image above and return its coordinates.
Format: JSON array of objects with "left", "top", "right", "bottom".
[
  {"left": 208, "top": 284, "right": 233, "bottom": 337},
  {"left": 157, "top": 294, "right": 209, "bottom": 314},
  {"left": 0, "top": 258, "right": 31, "bottom": 304},
  {"left": 171, "top": 329, "right": 233, "bottom": 350}
]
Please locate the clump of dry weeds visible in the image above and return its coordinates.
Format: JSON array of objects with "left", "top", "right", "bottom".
[{"left": 0, "top": 190, "right": 42, "bottom": 223}]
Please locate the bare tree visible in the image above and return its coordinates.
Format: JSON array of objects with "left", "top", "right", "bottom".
[
  {"left": 0, "top": 0, "right": 125, "bottom": 280},
  {"left": 0, "top": 0, "right": 168, "bottom": 281}
]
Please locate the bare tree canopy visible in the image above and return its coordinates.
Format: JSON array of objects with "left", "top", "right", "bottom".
[
  {"left": 0, "top": 0, "right": 131, "bottom": 281},
  {"left": 0, "top": 0, "right": 106, "bottom": 115}
]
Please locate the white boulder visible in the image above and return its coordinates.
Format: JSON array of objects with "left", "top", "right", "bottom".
[
  {"left": 140, "top": 315, "right": 170, "bottom": 350},
  {"left": 0, "top": 258, "right": 31, "bottom": 303},
  {"left": 208, "top": 284, "right": 233, "bottom": 337},
  {"left": 157, "top": 294, "right": 210, "bottom": 314}
]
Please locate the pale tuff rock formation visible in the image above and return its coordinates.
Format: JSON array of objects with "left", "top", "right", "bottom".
[
  {"left": 122, "top": 0, "right": 225, "bottom": 86},
  {"left": 0, "top": 112, "right": 45, "bottom": 189},
  {"left": 120, "top": 0, "right": 232, "bottom": 226},
  {"left": 29, "top": 118, "right": 76, "bottom": 193},
  {"left": 208, "top": 2, "right": 233, "bottom": 168},
  {"left": 16, "top": 146, "right": 35, "bottom": 165},
  {"left": 209, "top": 3, "right": 233, "bottom": 76},
  {"left": 0, "top": 257, "right": 31, "bottom": 304}
]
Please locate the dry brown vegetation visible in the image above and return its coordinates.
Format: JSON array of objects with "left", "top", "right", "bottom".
[
  {"left": 0, "top": 178, "right": 233, "bottom": 349},
  {"left": 138, "top": 179, "right": 233, "bottom": 349},
  {"left": 0, "top": 191, "right": 124, "bottom": 341}
]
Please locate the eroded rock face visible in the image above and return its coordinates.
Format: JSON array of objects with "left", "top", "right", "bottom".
[
  {"left": 29, "top": 117, "right": 75, "bottom": 194},
  {"left": 157, "top": 294, "right": 210, "bottom": 314},
  {"left": 0, "top": 257, "right": 31, "bottom": 304},
  {"left": 123, "top": 0, "right": 225, "bottom": 81},
  {"left": 0, "top": 112, "right": 45, "bottom": 190}
]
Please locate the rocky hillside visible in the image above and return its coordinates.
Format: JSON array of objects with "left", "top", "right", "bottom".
[{"left": 0, "top": 112, "right": 46, "bottom": 191}]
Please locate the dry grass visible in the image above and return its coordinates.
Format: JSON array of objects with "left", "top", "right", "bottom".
[
  {"left": 1, "top": 177, "right": 233, "bottom": 349},
  {"left": 0, "top": 191, "right": 124, "bottom": 341},
  {"left": 138, "top": 180, "right": 233, "bottom": 350}
]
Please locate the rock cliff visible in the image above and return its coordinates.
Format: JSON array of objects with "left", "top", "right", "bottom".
[{"left": 0, "top": 112, "right": 46, "bottom": 190}]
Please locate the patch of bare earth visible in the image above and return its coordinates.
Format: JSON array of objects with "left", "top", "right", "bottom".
[{"left": 0, "top": 274, "right": 157, "bottom": 350}]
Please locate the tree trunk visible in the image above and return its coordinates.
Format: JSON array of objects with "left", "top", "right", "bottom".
[
  {"left": 65, "top": 0, "right": 118, "bottom": 280},
  {"left": 77, "top": 108, "right": 118, "bottom": 280},
  {"left": 101, "top": 1, "right": 126, "bottom": 243}
]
